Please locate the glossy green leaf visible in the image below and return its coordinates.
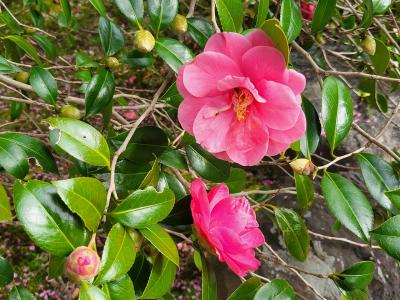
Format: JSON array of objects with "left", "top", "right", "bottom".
[
  {"left": 0, "top": 55, "right": 21, "bottom": 74},
  {"left": 155, "top": 38, "right": 193, "bottom": 73},
  {"left": 0, "top": 11, "right": 23, "bottom": 34},
  {"left": 158, "top": 149, "right": 188, "bottom": 170},
  {"left": 104, "top": 275, "right": 135, "bottom": 300},
  {"left": 13, "top": 180, "right": 90, "bottom": 256},
  {"left": 0, "top": 139, "right": 29, "bottom": 178},
  {"left": 385, "top": 188, "right": 400, "bottom": 211},
  {"left": 158, "top": 172, "right": 187, "bottom": 201},
  {"left": 98, "top": 17, "right": 125, "bottom": 56},
  {"left": 148, "top": 0, "right": 178, "bottom": 35},
  {"left": 224, "top": 168, "right": 247, "bottom": 193},
  {"left": 186, "top": 143, "right": 230, "bottom": 182},
  {"left": 321, "top": 172, "right": 373, "bottom": 242},
  {"left": 227, "top": 277, "right": 261, "bottom": 300},
  {"left": 9, "top": 286, "right": 36, "bottom": 300},
  {"left": 294, "top": 173, "right": 314, "bottom": 211},
  {"left": 76, "top": 51, "right": 99, "bottom": 68},
  {"left": 85, "top": 69, "right": 115, "bottom": 117},
  {"left": 200, "top": 252, "right": 217, "bottom": 300},
  {"left": 52, "top": 177, "right": 106, "bottom": 231},
  {"left": 139, "top": 254, "right": 177, "bottom": 299},
  {"left": 160, "top": 82, "right": 183, "bottom": 108},
  {"left": 311, "top": 0, "right": 337, "bottom": 33},
  {"left": 254, "top": 279, "right": 296, "bottom": 300},
  {"left": 60, "top": 0, "right": 72, "bottom": 24},
  {"left": 0, "top": 132, "right": 58, "bottom": 173},
  {"left": 260, "top": 19, "right": 289, "bottom": 63},
  {"left": 0, "top": 256, "right": 13, "bottom": 287},
  {"left": 372, "top": 0, "right": 391, "bottom": 15},
  {"left": 215, "top": 0, "right": 243, "bottom": 32},
  {"left": 360, "top": 0, "right": 373, "bottom": 28},
  {"left": 31, "top": 34, "right": 58, "bottom": 59},
  {"left": 139, "top": 224, "right": 179, "bottom": 267},
  {"left": 187, "top": 18, "right": 214, "bottom": 48},
  {"left": 0, "top": 183, "right": 12, "bottom": 221},
  {"left": 300, "top": 97, "right": 320, "bottom": 158},
  {"left": 280, "top": 0, "right": 302, "bottom": 42},
  {"left": 89, "top": 0, "right": 106, "bottom": 16},
  {"left": 95, "top": 223, "right": 136, "bottom": 284},
  {"left": 370, "top": 215, "right": 400, "bottom": 260},
  {"left": 369, "top": 39, "right": 390, "bottom": 75},
  {"left": 47, "top": 117, "right": 110, "bottom": 167},
  {"left": 334, "top": 261, "right": 375, "bottom": 291},
  {"left": 122, "top": 50, "right": 155, "bottom": 68},
  {"left": 48, "top": 255, "right": 66, "bottom": 279},
  {"left": 275, "top": 207, "right": 310, "bottom": 261},
  {"left": 162, "top": 195, "right": 192, "bottom": 225},
  {"left": 10, "top": 101, "right": 25, "bottom": 121},
  {"left": 128, "top": 254, "right": 151, "bottom": 295},
  {"left": 114, "top": 0, "right": 143, "bottom": 27},
  {"left": 357, "top": 153, "right": 400, "bottom": 213},
  {"left": 29, "top": 67, "right": 58, "bottom": 105},
  {"left": 256, "top": 0, "right": 269, "bottom": 27},
  {"left": 109, "top": 187, "right": 175, "bottom": 228},
  {"left": 321, "top": 76, "right": 353, "bottom": 153},
  {"left": 4, "top": 35, "right": 41, "bottom": 64},
  {"left": 341, "top": 288, "right": 368, "bottom": 300},
  {"left": 80, "top": 282, "right": 108, "bottom": 300}
]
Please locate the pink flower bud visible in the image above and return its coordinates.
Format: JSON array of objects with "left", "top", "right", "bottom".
[
  {"left": 123, "top": 111, "right": 137, "bottom": 120},
  {"left": 301, "top": 2, "right": 315, "bottom": 21},
  {"left": 65, "top": 246, "right": 101, "bottom": 281}
]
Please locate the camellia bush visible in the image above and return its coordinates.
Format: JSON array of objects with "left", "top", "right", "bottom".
[{"left": 1, "top": 0, "right": 400, "bottom": 299}]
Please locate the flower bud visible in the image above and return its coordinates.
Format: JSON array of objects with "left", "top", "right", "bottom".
[
  {"left": 15, "top": 72, "right": 30, "bottom": 84},
  {"left": 361, "top": 36, "right": 376, "bottom": 56},
  {"left": 133, "top": 30, "right": 155, "bottom": 53},
  {"left": 65, "top": 246, "right": 101, "bottom": 282},
  {"left": 60, "top": 105, "right": 81, "bottom": 119},
  {"left": 171, "top": 14, "right": 188, "bottom": 34},
  {"left": 105, "top": 57, "right": 120, "bottom": 70},
  {"left": 316, "top": 32, "right": 326, "bottom": 45},
  {"left": 289, "top": 158, "right": 315, "bottom": 176}
]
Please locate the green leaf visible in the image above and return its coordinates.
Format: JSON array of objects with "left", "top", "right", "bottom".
[
  {"left": 98, "top": 17, "right": 125, "bottom": 56},
  {"left": 13, "top": 180, "right": 90, "bottom": 256},
  {"left": 0, "top": 55, "right": 21, "bottom": 74},
  {"left": 158, "top": 149, "right": 188, "bottom": 170},
  {"left": 227, "top": 277, "right": 261, "bottom": 300},
  {"left": 333, "top": 261, "right": 375, "bottom": 291},
  {"left": 321, "top": 76, "right": 353, "bottom": 153},
  {"left": 321, "top": 172, "right": 373, "bottom": 242},
  {"left": 60, "top": 0, "right": 72, "bottom": 25},
  {"left": 162, "top": 195, "right": 192, "bottom": 225},
  {"left": 200, "top": 252, "right": 217, "bottom": 300},
  {"left": 158, "top": 172, "right": 187, "bottom": 201},
  {"left": 357, "top": 153, "right": 400, "bottom": 213},
  {"left": 215, "top": 0, "right": 243, "bottom": 32},
  {"left": 187, "top": 18, "right": 214, "bottom": 48},
  {"left": 294, "top": 173, "right": 314, "bottom": 212},
  {"left": 341, "top": 288, "right": 368, "bottom": 300},
  {"left": 160, "top": 82, "right": 183, "bottom": 108},
  {"left": 139, "top": 224, "right": 179, "bottom": 267},
  {"left": 256, "top": 0, "right": 270, "bottom": 28},
  {"left": 254, "top": 279, "right": 296, "bottom": 300},
  {"left": 186, "top": 143, "right": 230, "bottom": 182},
  {"left": 4, "top": 35, "right": 41, "bottom": 65},
  {"left": 259, "top": 19, "right": 289, "bottom": 64},
  {"left": 79, "top": 282, "right": 108, "bottom": 300},
  {"left": 85, "top": 69, "right": 115, "bottom": 117},
  {"left": 0, "top": 256, "right": 13, "bottom": 287},
  {"left": 369, "top": 39, "right": 389, "bottom": 75},
  {"left": 0, "top": 11, "right": 23, "bottom": 34},
  {"left": 0, "top": 132, "right": 58, "bottom": 173},
  {"left": 280, "top": 0, "right": 302, "bottom": 43},
  {"left": 47, "top": 117, "right": 110, "bottom": 167},
  {"left": 311, "top": 0, "right": 337, "bottom": 33},
  {"left": 31, "top": 34, "right": 58, "bottom": 60},
  {"left": 95, "top": 223, "right": 136, "bottom": 284},
  {"left": 275, "top": 207, "right": 310, "bottom": 261},
  {"left": 114, "top": 0, "right": 143, "bottom": 27},
  {"left": 372, "top": 0, "right": 391, "bottom": 15},
  {"left": 148, "top": 0, "right": 178, "bottom": 35},
  {"left": 52, "top": 177, "right": 106, "bottom": 231},
  {"left": 155, "top": 38, "right": 193, "bottom": 73},
  {"left": 128, "top": 254, "right": 151, "bottom": 295},
  {"left": 385, "top": 188, "right": 400, "bottom": 211},
  {"left": 224, "top": 168, "right": 247, "bottom": 193},
  {"left": 139, "top": 254, "right": 177, "bottom": 299},
  {"left": 109, "top": 187, "right": 175, "bottom": 228},
  {"left": 122, "top": 50, "right": 155, "bottom": 68},
  {"left": 10, "top": 101, "right": 25, "bottom": 121},
  {"left": 9, "top": 286, "right": 36, "bottom": 300},
  {"left": 89, "top": 0, "right": 106, "bottom": 16},
  {"left": 300, "top": 97, "right": 320, "bottom": 158},
  {"left": 104, "top": 275, "right": 135, "bottom": 300},
  {"left": 29, "top": 67, "right": 58, "bottom": 105},
  {"left": 360, "top": 0, "right": 373, "bottom": 28},
  {"left": 0, "top": 183, "right": 12, "bottom": 221},
  {"left": 48, "top": 255, "right": 66, "bottom": 279},
  {"left": 76, "top": 51, "right": 99, "bottom": 68},
  {"left": 370, "top": 215, "right": 400, "bottom": 260},
  {"left": 0, "top": 139, "right": 29, "bottom": 178}
]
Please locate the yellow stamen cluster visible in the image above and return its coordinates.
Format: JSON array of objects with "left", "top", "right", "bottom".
[{"left": 233, "top": 88, "right": 253, "bottom": 121}]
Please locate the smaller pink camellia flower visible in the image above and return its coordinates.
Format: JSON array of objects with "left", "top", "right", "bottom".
[
  {"left": 190, "top": 179, "right": 265, "bottom": 276},
  {"left": 123, "top": 111, "right": 137, "bottom": 120},
  {"left": 65, "top": 246, "right": 101, "bottom": 282},
  {"left": 301, "top": 1, "right": 315, "bottom": 21}
]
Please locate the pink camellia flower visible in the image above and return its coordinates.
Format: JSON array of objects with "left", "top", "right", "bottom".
[
  {"left": 177, "top": 29, "right": 306, "bottom": 166},
  {"left": 190, "top": 179, "right": 265, "bottom": 276},
  {"left": 65, "top": 246, "right": 101, "bottom": 282},
  {"left": 301, "top": 2, "right": 315, "bottom": 20},
  {"left": 123, "top": 111, "right": 137, "bottom": 120}
]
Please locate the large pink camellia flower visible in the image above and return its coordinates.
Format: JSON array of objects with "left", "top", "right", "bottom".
[
  {"left": 190, "top": 179, "right": 264, "bottom": 276},
  {"left": 177, "top": 29, "right": 306, "bottom": 166}
]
